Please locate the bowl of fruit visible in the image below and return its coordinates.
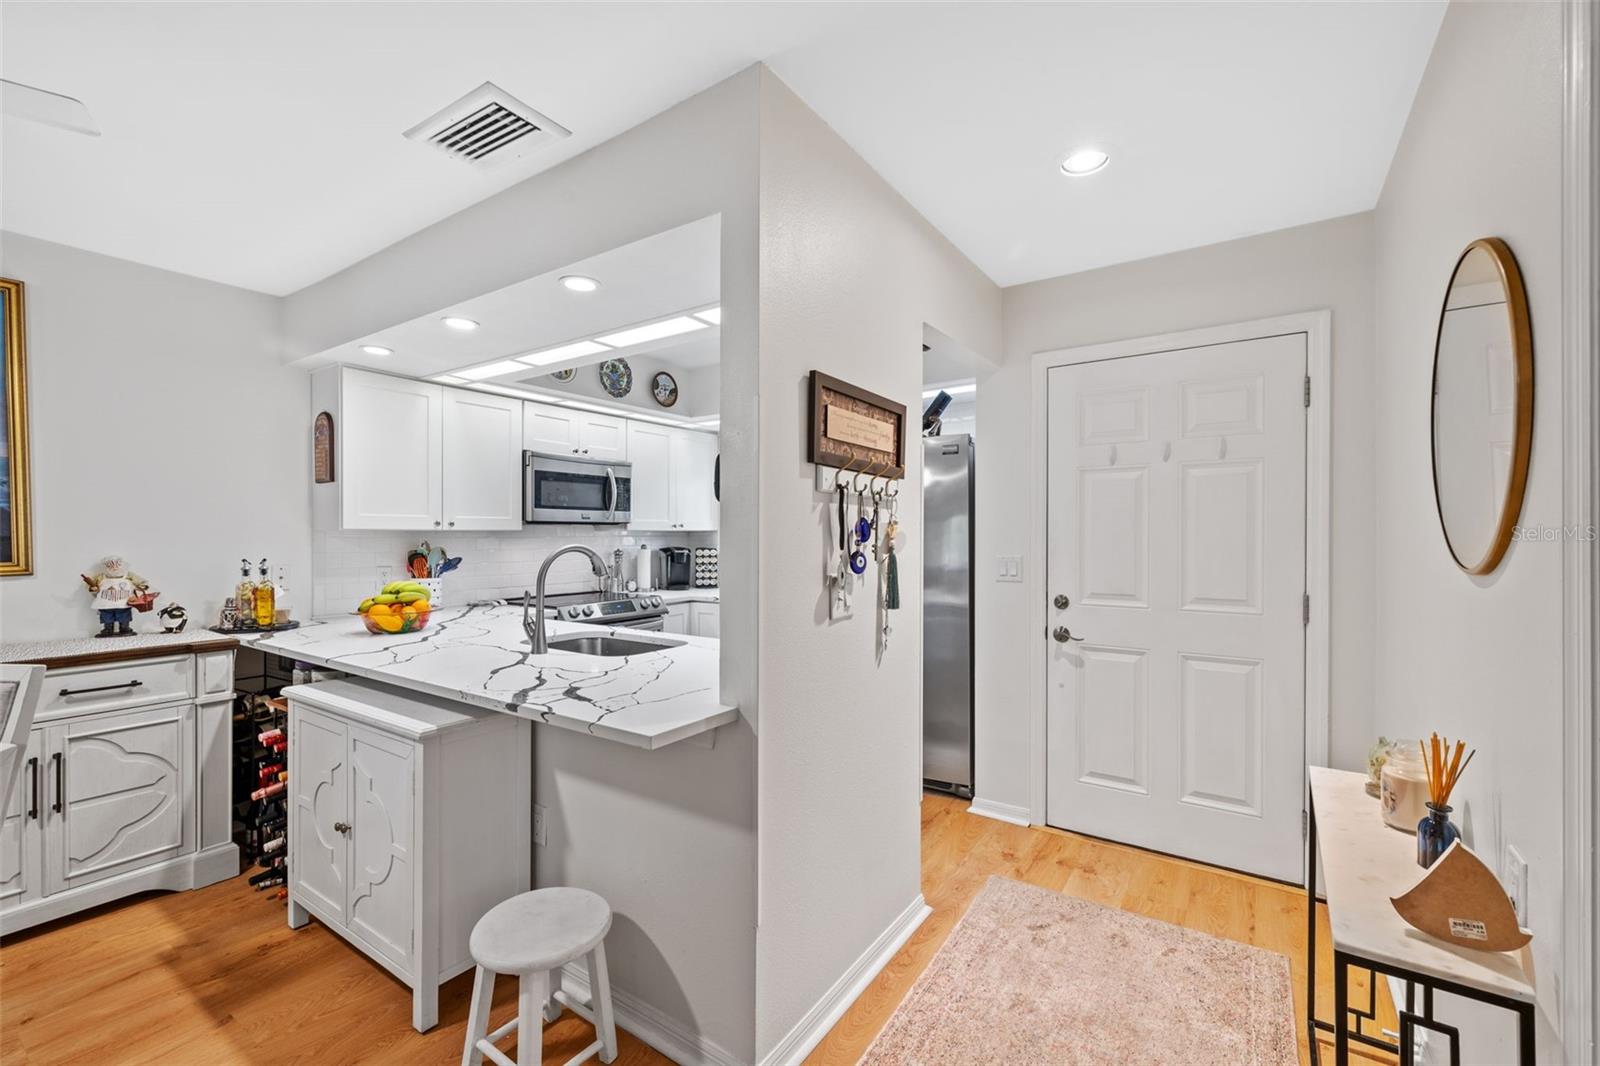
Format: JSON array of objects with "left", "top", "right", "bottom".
[{"left": 357, "top": 582, "right": 433, "bottom": 635}]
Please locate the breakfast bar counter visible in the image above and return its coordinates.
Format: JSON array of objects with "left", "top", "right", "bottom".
[{"left": 247, "top": 603, "right": 737, "bottom": 749}]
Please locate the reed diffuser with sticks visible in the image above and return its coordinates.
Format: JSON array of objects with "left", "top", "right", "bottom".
[{"left": 1417, "top": 732, "right": 1475, "bottom": 868}]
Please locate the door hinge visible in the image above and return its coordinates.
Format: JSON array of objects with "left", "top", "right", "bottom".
[
  {"left": 1303, "top": 593, "right": 1310, "bottom": 626},
  {"left": 1304, "top": 375, "right": 1311, "bottom": 408},
  {"left": 1302, "top": 809, "right": 1309, "bottom": 839}
]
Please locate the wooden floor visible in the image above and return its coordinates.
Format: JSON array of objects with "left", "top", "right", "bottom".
[
  {"left": 1, "top": 794, "right": 1394, "bottom": 1065},
  {"left": 803, "top": 793, "right": 1397, "bottom": 1066}
]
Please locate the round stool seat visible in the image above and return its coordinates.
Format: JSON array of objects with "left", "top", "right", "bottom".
[{"left": 470, "top": 887, "right": 612, "bottom": 975}]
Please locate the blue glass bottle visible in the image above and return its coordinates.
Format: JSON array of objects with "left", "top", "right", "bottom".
[{"left": 1417, "top": 803, "right": 1460, "bottom": 868}]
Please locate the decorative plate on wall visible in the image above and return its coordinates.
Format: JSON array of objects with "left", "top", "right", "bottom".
[
  {"left": 651, "top": 370, "right": 679, "bottom": 408},
  {"left": 548, "top": 368, "right": 576, "bottom": 383},
  {"left": 598, "top": 359, "right": 633, "bottom": 398}
]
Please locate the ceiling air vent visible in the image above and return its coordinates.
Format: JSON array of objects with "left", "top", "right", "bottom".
[{"left": 403, "top": 81, "right": 569, "bottom": 169}]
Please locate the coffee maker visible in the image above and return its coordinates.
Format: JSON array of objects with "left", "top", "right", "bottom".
[{"left": 654, "top": 547, "right": 693, "bottom": 589}]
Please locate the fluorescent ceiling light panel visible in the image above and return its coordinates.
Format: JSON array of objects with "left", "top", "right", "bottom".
[
  {"left": 922, "top": 383, "right": 977, "bottom": 399},
  {"left": 456, "top": 360, "right": 527, "bottom": 381},
  {"left": 471, "top": 383, "right": 543, "bottom": 400},
  {"left": 517, "top": 339, "right": 612, "bottom": 366},
  {"left": 694, "top": 307, "right": 722, "bottom": 325},
  {"left": 432, "top": 374, "right": 467, "bottom": 384},
  {"left": 1, "top": 79, "right": 100, "bottom": 136},
  {"left": 595, "top": 316, "right": 706, "bottom": 348}
]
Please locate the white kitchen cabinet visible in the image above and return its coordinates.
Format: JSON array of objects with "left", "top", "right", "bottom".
[
  {"left": 626, "top": 423, "right": 719, "bottom": 532},
  {"left": 662, "top": 603, "right": 690, "bottom": 635},
  {"left": 443, "top": 389, "right": 522, "bottom": 531},
  {"left": 340, "top": 369, "right": 445, "bottom": 531},
  {"left": 0, "top": 649, "right": 237, "bottom": 935},
  {"left": 688, "top": 601, "right": 720, "bottom": 639},
  {"left": 523, "top": 402, "right": 628, "bottom": 462},
  {"left": 287, "top": 679, "right": 530, "bottom": 1033}
]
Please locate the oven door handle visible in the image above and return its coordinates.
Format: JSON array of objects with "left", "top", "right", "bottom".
[{"left": 605, "top": 467, "right": 617, "bottom": 521}]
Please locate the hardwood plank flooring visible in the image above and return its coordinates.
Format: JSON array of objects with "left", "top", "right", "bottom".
[
  {"left": 804, "top": 793, "right": 1398, "bottom": 1066},
  {"left": 1, "top": 794, "right": 1393, "bottom": 1065}
]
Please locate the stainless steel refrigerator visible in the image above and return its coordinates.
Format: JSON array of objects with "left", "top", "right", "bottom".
[{"left": 922, "top": 434, "right": 974, "bottom": 796}]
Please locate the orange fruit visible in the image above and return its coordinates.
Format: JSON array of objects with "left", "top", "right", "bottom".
[
  {"left": 367, "top": 603, "right": 390, "bottom": 616},
  {"left": 373, "top": 613, "right": 404, "bottom": 634}
]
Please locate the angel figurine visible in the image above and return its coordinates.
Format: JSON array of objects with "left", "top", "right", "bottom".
[{"left": 81, "top": 556, "right": 154, "bottom": 638}]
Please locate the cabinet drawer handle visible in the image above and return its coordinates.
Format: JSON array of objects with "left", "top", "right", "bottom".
[
  {"left": 51, "top": 752, "right": 63, "bottom": 814},
  {"left": 333, "top": 821, "right": 351, "bottom": 834},
  {"left": 58, "top": 680, "right": 143, "bottom": 697},
  {"left": 27, "top": 757, "right": 38, "bottom": 820}
]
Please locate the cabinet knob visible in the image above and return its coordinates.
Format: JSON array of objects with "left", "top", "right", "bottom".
[
  {"left": 448, "top": 521, "right": 455, "bottom": 528},
  {"left": 333, "top": 821, "right": 351, "bottom": 834},
  {"left": 433, "top": 521, "right": 441, "bottom": 528}
]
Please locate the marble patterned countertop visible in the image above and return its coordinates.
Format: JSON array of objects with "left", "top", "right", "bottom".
[{"left": 246, "top": 603, "right": 737, "bottom": 750}]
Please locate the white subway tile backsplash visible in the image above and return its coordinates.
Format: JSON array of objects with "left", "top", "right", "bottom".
[{"left": 312, "top": 527, "right": 715, "bottom": 616}]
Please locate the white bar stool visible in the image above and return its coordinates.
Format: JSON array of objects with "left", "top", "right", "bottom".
[{"left": 462, "top": 887, "right": 619, "bottom": 1066}]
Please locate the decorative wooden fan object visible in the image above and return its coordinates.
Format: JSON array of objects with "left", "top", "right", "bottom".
[{"left": 1391, "top": 840, "right": 1532, "bottom": 951}]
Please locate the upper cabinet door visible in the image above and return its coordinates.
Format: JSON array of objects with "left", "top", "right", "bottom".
[
  {"left": 442, "top": 389, "right": 522, "bottom": 531},
  {"left": 626, "top": 422, "right": 674, "bottom": 531},
  {"left": 523, "top": 402, "right": 581, "bottom": 457},
  {"left": 576, "top": 412, "right": 628, "bottom": 462},
  {"left": 342, "top": 370, "right": 444, "bottom": 530},
  {"left": 672, "top": 431, "right": 720, "bottom": 532}
]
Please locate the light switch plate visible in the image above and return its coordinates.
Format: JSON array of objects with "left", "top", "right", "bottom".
[
  {"left": 997, "top": 555, "right": 1024, "bottom": 582},
  {"left": 1504, "top": 844, "right": 1528, "bottom": 926},
  {"left": 533, "top": 804, "right": 547, "bottom": 848}
]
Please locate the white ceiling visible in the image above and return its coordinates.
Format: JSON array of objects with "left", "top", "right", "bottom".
[
  {"left": 322, "top": 216, "right": 720, "bottom": 381},
  {"left": 2, "top": 2, "right": 1444, "bottom": 295}
]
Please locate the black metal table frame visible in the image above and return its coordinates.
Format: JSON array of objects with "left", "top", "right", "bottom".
[{"left": 1306, "top": 790, "right": 1536, "bottom": 1066}]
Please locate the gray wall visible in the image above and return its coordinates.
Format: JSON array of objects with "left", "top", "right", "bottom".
[
  {"left": 0, "top": 233, "right": 311, "bottom": 641},
  {"left": 753, "top": 68, "right": 1001, "bottom": 1058},
  {"left": 980, "top": 212, "right": 1377, "bottom": 816},
  {"left": 1372, "top": 1, "right": 1566, "bottom": 1057}
]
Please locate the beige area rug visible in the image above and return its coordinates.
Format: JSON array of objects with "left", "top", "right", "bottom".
[{"left": 859, "top": 876, "right": 1297, "bottom": 1066}]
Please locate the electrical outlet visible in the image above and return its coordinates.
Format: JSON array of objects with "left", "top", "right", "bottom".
[
  {"left": 1504, "top": 844, "right": 1528, "bottom": 926},
  {"left": 533, "top": 803, "right": 547, "bottom": 848},
  {"left": 997, "top": 555, "right": 1024, "bottom": 582},
  {"left": 377, "top": 565, "right": 393, "bottom": 586}
]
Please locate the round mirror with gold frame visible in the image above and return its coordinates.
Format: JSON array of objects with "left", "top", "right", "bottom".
[{"left": 1430, "top": 237, "right": 1533, "bottom": 575}]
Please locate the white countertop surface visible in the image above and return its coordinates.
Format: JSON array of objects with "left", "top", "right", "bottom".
[
  {"left": 1, "top": 627, "right": 240, "bottom": 665},
  {"left": 652, "top": 587, "right": 719, "bottom": 604},
  {"left": 247, "top": 603, "right": 737, "bottom": 750},
  {"left": 1310, "top": 766, "right": 1536, "bottom": 1004}
]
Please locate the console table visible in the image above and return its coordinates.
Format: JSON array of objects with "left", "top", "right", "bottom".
[{"left": 1307, "top": 766, "right": 1536, "bottom": 1065}]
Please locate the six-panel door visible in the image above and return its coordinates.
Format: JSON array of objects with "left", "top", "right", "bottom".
[
  {"left": 49, "top": 703, "right": 195, "bottom": 895},
  {"left": 291, "top": 707, "right": 349, "bottom": 924}
]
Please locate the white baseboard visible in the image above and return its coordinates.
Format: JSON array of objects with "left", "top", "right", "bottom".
[
  {"left": 558, "top": 959, "right": 744, "bottom": 1066},
  {"left": 759, "top": 893, "right": 931, "bottom": 1066},
  {"left": 967, "top": 797, "right": 1031, "bottom": 826}
]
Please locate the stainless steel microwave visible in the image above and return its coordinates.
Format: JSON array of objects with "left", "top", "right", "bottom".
[{"left": 523, "top": 452, "right": 632, "bottom": 524}]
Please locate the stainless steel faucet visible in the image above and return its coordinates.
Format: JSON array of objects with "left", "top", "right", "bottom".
[{"left": 523, "top": 544, "right": 611, "bottom": 654}]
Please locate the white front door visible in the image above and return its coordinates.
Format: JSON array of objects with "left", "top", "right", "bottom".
[{"left": 1045, "top": 333, "right": 1307, "bottom": 881}]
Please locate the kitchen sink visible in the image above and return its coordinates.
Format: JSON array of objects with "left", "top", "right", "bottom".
[{"left": 546, "top": 635, "right": 684, "bottom": 657}]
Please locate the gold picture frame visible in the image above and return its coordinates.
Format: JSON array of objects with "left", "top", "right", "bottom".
[{"left": 1, "top": 278, "right": 32, "bottom": 576}]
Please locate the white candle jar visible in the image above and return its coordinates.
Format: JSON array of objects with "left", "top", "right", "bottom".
[{"left": 1380, "top": 743, "right": 1429, "bottom": 833}]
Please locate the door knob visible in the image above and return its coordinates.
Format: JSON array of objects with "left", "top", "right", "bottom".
[
  {"left": 1052, "top": 626, "right": 1084, "bottom": 643},
  {"left": 1053, "top": 594, "right": 1071, "bottom": 610},
  {"left": 333, "top": 821, "right": 351, "bottom": 834}
]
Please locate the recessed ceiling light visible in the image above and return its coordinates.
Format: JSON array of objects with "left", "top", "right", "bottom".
[
  {"left": 595, "top": 316, "right": 707, "bottom": 349},
  {"left": 455, "top": 359, "right": 526, "bottom": 381},
  {"left": 1060, "top": 148, "right": 1110, "bottom": 177},
  {"left": 360, "top": 344, "right": 394, "bottom": 357},
  {"left": 442, "top": 316, "right": 479, "bottom": 331},
  {"left": 560, "top": 275, "right": 601, "bottom": 293},
  {"left": 517, "top": 339, "right": 612, "bottom": 367},
  {"left": 694, "top": 307, "right": 722, "bottom": 325}
]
